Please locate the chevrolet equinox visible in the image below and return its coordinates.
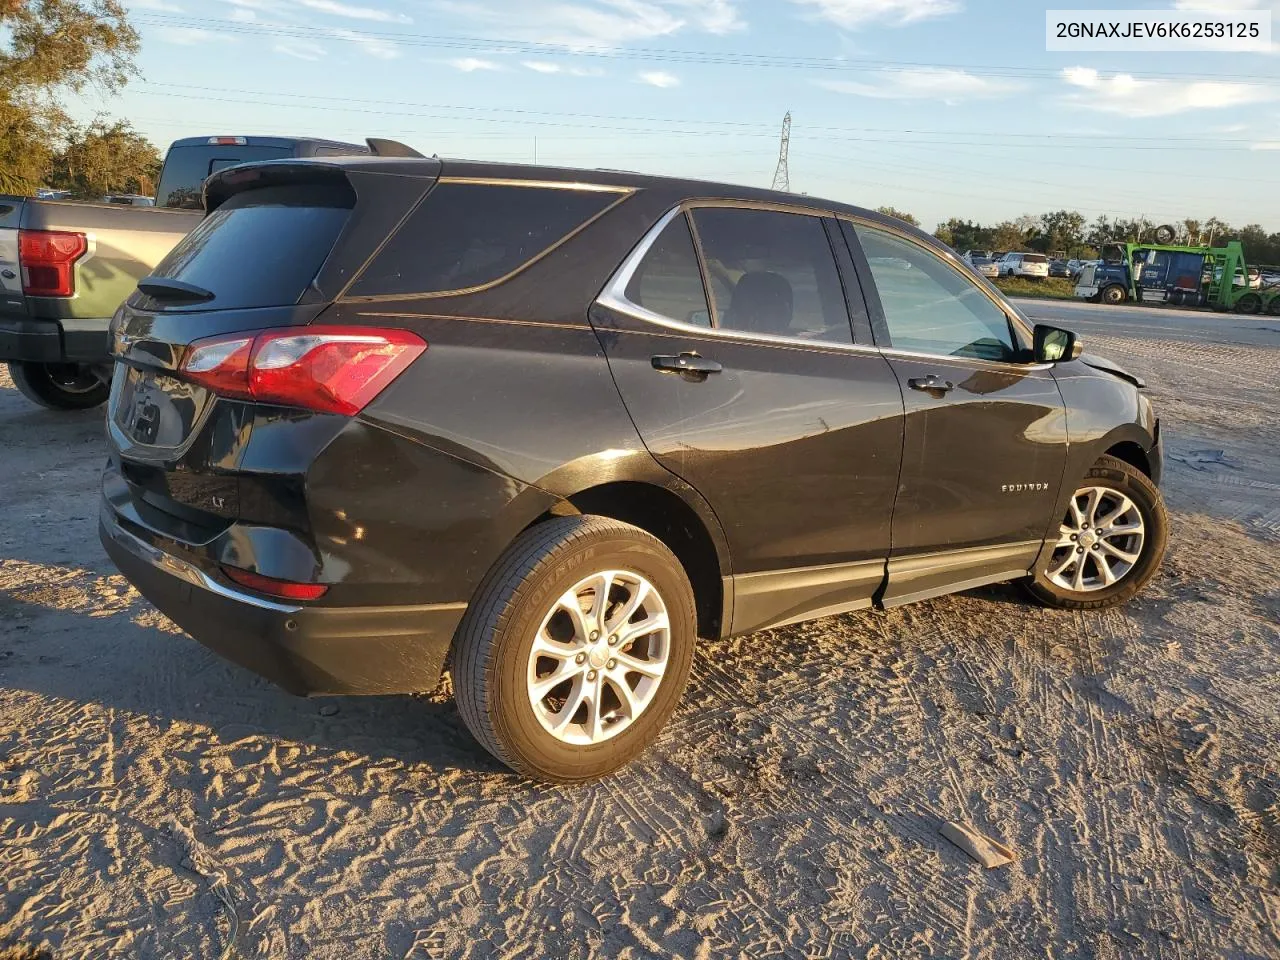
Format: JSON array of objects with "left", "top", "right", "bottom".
[{"left": 101, "top": 146, "right": 1168, "bottom": 782}]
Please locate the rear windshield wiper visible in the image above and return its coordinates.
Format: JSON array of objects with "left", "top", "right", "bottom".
[{"left": 137, "top": 276, "right": 215, "bottom": 303}]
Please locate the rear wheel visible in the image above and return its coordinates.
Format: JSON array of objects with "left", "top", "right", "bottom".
[
  {"left": 1266, "top": 297, "right": 1280, "bottom": 316},
  {"left": 7, "top": 362, "right": 109, "bottom": 410},
  {"left": 453, "top": 515, "right": 696, "bottom": 783},
  {"left": 1234, "top": 293, "right": 1262, "bottom": 315},
  {"left": 1101, "top": 284, "right": 1127, "bottom": 305},
  {"left": 1024, "top": 456, "right": 1168, "bottom": 610}
]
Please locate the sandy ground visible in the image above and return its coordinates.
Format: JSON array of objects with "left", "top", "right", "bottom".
[{"left": 1, "top": 303, "right": 1278, "bottom": 959}]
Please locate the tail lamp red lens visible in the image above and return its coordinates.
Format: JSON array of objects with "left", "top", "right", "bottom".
[
  {"left": 19, "top": 229, "right": 88, "bottom": 297},
  {"left": 221, "top": 565, "right": 328, "bottom": 601},
  {"left": 180, "top": 327, "right": 426, "bottom": 416}
]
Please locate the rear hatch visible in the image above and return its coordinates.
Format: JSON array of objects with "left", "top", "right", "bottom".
[{"left": 107, "top": 160, "right": 436, "bottom": 534}]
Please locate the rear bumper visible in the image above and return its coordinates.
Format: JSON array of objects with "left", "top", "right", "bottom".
[
  {"left": 100, "top": 506, "right": 466, "bottom": 696},
  {"left": 0, "top": 315, "right": 111, "bottom": 363}
]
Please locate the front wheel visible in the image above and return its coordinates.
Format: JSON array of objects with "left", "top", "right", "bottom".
[
  {"left": 1023, "top": 455, "right": 1168, "bottom": 610},
  {"left": 7, "top": 362, "right": 109, "bottom": 410},
  {"left": 1101, "top": 285, "right": 1127, "bottom": 305},
  {"left": 453, "top": 515, "right": 696, "bottom": 783}
]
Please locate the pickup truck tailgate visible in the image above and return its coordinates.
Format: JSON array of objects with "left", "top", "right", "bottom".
[{"left": 0, "top": 197, "right": 22, "bottom": 314}]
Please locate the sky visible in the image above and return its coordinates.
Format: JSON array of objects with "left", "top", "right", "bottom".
[{"left": 68, "top": 0, "right": 1280, "bottom": 231}]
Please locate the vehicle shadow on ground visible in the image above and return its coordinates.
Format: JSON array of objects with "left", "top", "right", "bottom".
[{"left": 0, "top": 583, "right": 513, "bottom": 779}]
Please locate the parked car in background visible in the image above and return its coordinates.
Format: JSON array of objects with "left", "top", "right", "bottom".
[
  {"left": 1, "top": 135, "right": 370, "bottom": 411},
  {"left": 998, "top": 252, "right": 1050, "bottom": 279},
  {"left": 103, "top": 194, "right": 156, "bottom": 206},
  {"left": 968, "top": 256, "right": 1000, "bottom": 278},
  {"left": 100, "top": 150, "right": 1168, "bottom": 782},
  {"left": 1049, "top": 259, "right": 1071, "bottom": 278}
]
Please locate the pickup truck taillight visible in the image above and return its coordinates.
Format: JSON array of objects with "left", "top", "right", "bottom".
[
  {"left": 19, "top": 229, "right": 88, "bottom": 298},
  {"left": 180, "top": 326, "right": 427, "bottom": 415}
]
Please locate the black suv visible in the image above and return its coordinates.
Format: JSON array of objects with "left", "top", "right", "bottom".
[{"left": 100, "top": 152, "right": 1168, "bottom": 782}]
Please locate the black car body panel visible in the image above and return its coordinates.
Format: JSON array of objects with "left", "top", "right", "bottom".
[{"left": 100, "top": 154, "right": 1163, "bottom": 696}]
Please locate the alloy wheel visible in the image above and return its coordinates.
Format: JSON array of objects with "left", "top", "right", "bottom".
[
  {"left": 527, "top": 570, "right": 670, "bottom": 745},
  {"left": 1046, "top": 485, "right": 1147, "bottom": 592}
]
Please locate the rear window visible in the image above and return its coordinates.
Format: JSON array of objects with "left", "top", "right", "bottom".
[
  {"left": 1023, "top": 254, "right": 1048, "bottom": 264},
  {"left": 348, "top": 182, "right": 626, "bottom": 298},
  {"left": 157, "top": 144, "right": 292, "bottom": 209},
  {"left": 144, "top": 183, "right": 353, "bottom": 311}
]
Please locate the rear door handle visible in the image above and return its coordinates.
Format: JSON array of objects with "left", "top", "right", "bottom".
[
  {"left": 908, "top": 374, "right": 954, "bottom": 395},
  {"left": 651, "top": 352, "right": 722, "bottom": 382}
]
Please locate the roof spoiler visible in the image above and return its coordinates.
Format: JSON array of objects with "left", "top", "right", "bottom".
[{"left": 366, "top": 138, "right": 425, "bottom": 158}]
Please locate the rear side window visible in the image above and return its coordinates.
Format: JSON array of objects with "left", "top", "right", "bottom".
[
  {"left": 145, "top": 183, "right": 353, "bottom": 311},
  {"left": 623, "top": 213, "right": 711, "bottom": 327},
  {"left": 156, "top": 144, "right": 292, "bottom": 209},
  {"left": 691, "top": 207, "right": 852, "bottom": 345},
  {"left": 348, "top": 182, "right": 626, "bottom": 298},
  {"left": 1023, "top": 254, "right": 1048, "bottom": 264}
]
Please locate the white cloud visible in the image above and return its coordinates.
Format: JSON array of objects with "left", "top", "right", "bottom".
[
  {"left": 296, "top": 0, "right": 411, "bottom": 22},
  {"left": 1252, "top": 141, "right": 1280, "bottom": 149},
  {"left": 155, "top": 25, "right": 236, "bottom": 44},
  {"left": 639, "top": 69, "right": 681, "bottom": 87},
  {"left": 274, "top": 39, "right": 326, "bottom": 59},
  {"left": 433, "top": 0, "right": 743, "bottom": 51},
  {"left": 520, "top": 60, "right": 604, "bottom": 76},
  {"left": 816, "top": 67, "right": 1015, "bottom": 102},
  {"left": 791, "top": 0, "right": 962, "bottom": 29},
  {"left": 230, "top": 7, "right": 257, "bottom": 20},
  {"left": 330, "top": 27, "right": 400, "bottom": 58},
  {"left": 449, "top": 56, "right": 503, "bottom": 71},
  {"left": 129, "top": 0, "right": 183, "bottom": 10},
  {"left": 1061, "top": 66, "right": 1279, "bottom": 117}
]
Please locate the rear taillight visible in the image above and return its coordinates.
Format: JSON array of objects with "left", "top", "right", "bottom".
[
  {"left": 222, "top": 565, "right": 328, "bottom": 601},
  {"left": 19, "top": 229, "right": 87, "bottom": 297},
  {"left": 180, "top": 326, "right": 426, "bottom": 415}
]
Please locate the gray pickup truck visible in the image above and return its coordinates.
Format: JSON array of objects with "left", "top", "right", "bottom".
[{"left": 1, "top": 135, "right": 368, "bottom": 410}]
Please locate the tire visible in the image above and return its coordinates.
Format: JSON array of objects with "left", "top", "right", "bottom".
[
  {"left": 1154, "top": 224, "right": 1177, "bottom": 244},
  {"left": 1266, "top": 297, "right": 1280, "bottom": 316},
  {"left": 1101, "top": 284, "right": 1127, "bottom": 305},
  {"left": 1234, "top": 293, "right": 1262, "bottom": 315},
  {"left": 7, "top": 362, "right": 109, "bottom": 410},
  {"left": 453, "top": 515, "right": 697, "bottom": 783},
  {"left": 1023, "top": 455, "right": 1168, "bottom": 611}
]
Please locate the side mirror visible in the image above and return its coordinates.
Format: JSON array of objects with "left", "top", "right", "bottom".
[{"left": 1033, "top": 323, "right": 1083, "bottom": 363}]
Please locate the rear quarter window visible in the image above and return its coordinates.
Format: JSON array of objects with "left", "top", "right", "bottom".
[
  {"left": 347, "top": 181, "right": 628, "bottom": 298},
  {"left": 142, "top": 182, "right": 354, "bottom": 311}
]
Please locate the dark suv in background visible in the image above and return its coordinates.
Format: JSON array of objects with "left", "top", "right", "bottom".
[{"left": 100, "top": 150, "right": 1167, "bottom": 782}]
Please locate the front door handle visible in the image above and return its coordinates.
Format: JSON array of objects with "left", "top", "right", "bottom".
[
  {"left": 651, "top": 352, "right": 722, "bottom": 382},
  {"left": 908, "top": 374, "right": 955, "bottom": 395}
]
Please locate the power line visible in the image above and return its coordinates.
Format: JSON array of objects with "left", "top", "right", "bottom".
[
  {"left": 132, "top": 81, "right": 1272, "bottom": 146},
  {"left": 130, "top": 13, "right": 1280, "bottom": 84},
  {"left": 123, "top": 86, "right": 1273, "bottom": 153}
]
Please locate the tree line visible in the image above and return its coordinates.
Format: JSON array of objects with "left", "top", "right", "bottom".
[{"left": 932, "top": 211, "right": 1280, "bottom": 268}]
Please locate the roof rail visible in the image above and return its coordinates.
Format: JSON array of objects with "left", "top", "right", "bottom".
[{"left": 366, "top": 138, "right": 425, "bottom": 158}]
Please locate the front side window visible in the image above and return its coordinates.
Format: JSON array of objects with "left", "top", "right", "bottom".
[
  {"left": 850, "top": 222, "right": 1018, "bottom": 362},
  {"left": 623, "top": 213, "right": 711, "bottom": 327}
]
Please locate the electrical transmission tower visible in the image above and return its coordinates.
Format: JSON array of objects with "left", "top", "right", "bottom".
[{"left": 771, "top": 111, "right": 791, "bottom": 192}]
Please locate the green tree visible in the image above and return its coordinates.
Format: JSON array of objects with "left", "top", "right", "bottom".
[
  {"left": 990, "top": 221, "right": 1026, "bottom": 252},
  {"left": 934, "top": 218, "right": 994, "bottom": 253},
  {"left": 1038, "top": 210, "right": 1087, "bottom": 256},
  {"left": 875, "top": 206, "right": 919, "bottom": 227},
  {"left": 0, "top": 0, "right": 139, "bottom": 194},
  {"left": 48, "top": 118, "right": 161, "bottom": 198}
]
